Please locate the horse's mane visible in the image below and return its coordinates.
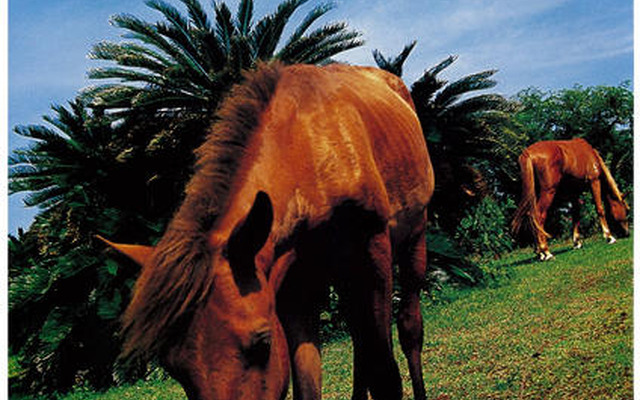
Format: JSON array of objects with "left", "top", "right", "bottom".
[{"left": 121, "top": 62, "right": 284, "bottom": 361}]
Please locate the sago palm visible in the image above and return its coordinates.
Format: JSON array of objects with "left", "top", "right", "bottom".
[
  {"left": 9, "top": 100, "right": 118, "bottom": 211},
  {"left": 8, "top": 100, "right": 148, "bottom": 393},
  {"left": 374, "top": 44, "right": 523, "bottom": 230},
  {"left": 84, "top": 0, "right": 363, "bottom": 117},
  {"left": 82, "top": 0, "right": 364, "bottom": 215},
  {"left": 410, "top": 54, "right": 521, "bottom": 164}
]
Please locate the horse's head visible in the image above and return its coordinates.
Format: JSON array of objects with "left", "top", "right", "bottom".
[
  {"left": 103, "top": 193, "right": 289, "bottom": 400},
  {"left": 607, "top": 193, "right": 630, "bottom": 237}
]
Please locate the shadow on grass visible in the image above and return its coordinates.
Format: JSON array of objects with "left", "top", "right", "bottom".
[{"left": 499, "top": 246, "right": 574, "bottom": 269}]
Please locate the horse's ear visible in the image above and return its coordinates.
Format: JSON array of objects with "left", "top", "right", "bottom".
[
  {"left": 228, "top": 191, "right": 273, "bottom": 260},
  {"left": 96, "top": 235, "right": 154, "bottom": 267}
]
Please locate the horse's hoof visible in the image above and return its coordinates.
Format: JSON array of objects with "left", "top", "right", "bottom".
[
  {"left": 573, "top": 242, "right": 583, "bottom": 249},
  {"left": 538, "top": 251, "right": 554, "bottom": 261},
  {"left": 607, "top": 236, "right": 617, "bottom": 244}
]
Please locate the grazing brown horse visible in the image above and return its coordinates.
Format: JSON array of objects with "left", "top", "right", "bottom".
[
  {"left": 511, "top": 138, "right": 629, "bottom": 260},
  {"left": 101, "top": 62, "right": 434, "bottom": 400}
]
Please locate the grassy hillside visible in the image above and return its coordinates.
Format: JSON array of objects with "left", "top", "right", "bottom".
[
  {"left": 409, "top": 236, "right": 633, "bottom": 399},
  {"left": 29, "top": 236, "right": 633, "bottom": 400}
]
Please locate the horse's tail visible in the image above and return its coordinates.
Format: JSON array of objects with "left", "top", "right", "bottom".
[
  {"left": 511, "top": 150, "right": 550, "bottom": 238},
  {"left": 594, "top": 149, "right": 628, "bottom": 207}
]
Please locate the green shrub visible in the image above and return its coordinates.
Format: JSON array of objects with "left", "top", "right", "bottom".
[
  {"left": 426, "top": 225, "right": 485, "bottom": 287},
  {"left": 454, "top": 196, "right": 515, "bottom": 258}
]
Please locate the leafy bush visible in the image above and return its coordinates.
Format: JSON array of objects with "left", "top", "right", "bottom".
[
  {"left": 454, "top": 196, "right": 515, "bottom": 258},
  {"left": 426, "top": 226, "right": 485, "bottom": 288},
  {"left": 8, "top": 204, "right": 162, "bottom": 396}
]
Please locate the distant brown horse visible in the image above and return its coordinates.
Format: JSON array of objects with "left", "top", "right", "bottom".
[
  {"left": 511, "top": 138, "right": 629, "bottom": 260},
  {"left": 100, "top": 62, "right": 434, "bottom": 400}
]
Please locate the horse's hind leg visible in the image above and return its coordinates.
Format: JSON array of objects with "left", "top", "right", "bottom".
[
  {"left": 536, "top": 187, "right": 557, "bottom": 260},
  {"left": 571, "top": 196, "right": 583, "bottom": 249},
  {"left": 397, "top": 226, "right": 427, "bottom": 400},
  {"left": 338, "top": 228, "right": 402, "bottom": 400},
  {"left": 590, "top": 179, "right": 616, "bottom": 243}
]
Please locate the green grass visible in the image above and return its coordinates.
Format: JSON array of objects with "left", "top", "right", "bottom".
[
  {"left": 23, "top": 236, "right": 632, "bottom": 400},
  {"left": 411, "top": 236, "right": 633, "bottom": 400}
]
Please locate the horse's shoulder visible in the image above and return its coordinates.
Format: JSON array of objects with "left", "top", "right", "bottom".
[
  {"left": 288, "top": 64, "right": 414, "bottom": 109},
  {"left": 353, "top": 66, "right": 415, "bottom": 108},
  {"left": 571, "top": 137, "right": 590, "bottom": 146}
]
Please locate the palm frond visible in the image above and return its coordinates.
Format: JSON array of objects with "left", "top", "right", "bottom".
[
  {"left": 110, "top": 14, "right": 211, "bottom": 85},
  {"left": 426, "top": 54, "right": 457, "bottom": 77},
  {"left": 23, "top": 187, "right": 68, "bottom": 209},
  {"left": 435, "top": 69, "right": 498, "bottom": 109},
  {"left": 278, "top": 21, "right": 360, "bottom": 63},
  {"left": 284, "top": 1, "right": 335, "bottom": 47},
  {"left": 130, "top": 87, "right": 210, "bottom": 110},
  {"left": 90, "top": 42, "right": 171, "bottom": 75},
  {"left": 251, "top": 0, "right": 308, "bottom": 60},
  {"left": 147, "top": 0, "right": 213, "bottom": 84},
  {"left": 13, "top": 125, "right": 63, "bottom": 143},
  {"left": 236, "top": 0, "right": 254, "bottom": 35},
  {"left": 83, "top": 0, "right": 363, "bottom": 117},
  {"left": 372, "top": 40, "right": 416, "bottom": 77},
  {"left": 146, "top": 0, "right": 190, "bottom": 33},
  {"left": 228, "top": 34, "right": 254, "bottom": 73},
  {"left": 214, "top": 2, "right": 235, "bottom": 54},
  {"left": 180, "top": 0, "right": 212, "bottom": 31},
  {"left": 88, "top": 67, "right": 168, "bottom": 87},
  {"left": 297, "top": 33, "right": 363, "bottom": 64},
  {"left": 443, "top": 93, "right": 509, "bottom": 120},
  {"left": 81, "top": 84, "right": 142, "bottom": 108}
]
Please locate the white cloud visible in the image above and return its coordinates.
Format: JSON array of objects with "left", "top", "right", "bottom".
[{"left": 333, "top": 0, "right": 632, "bottom": 94}]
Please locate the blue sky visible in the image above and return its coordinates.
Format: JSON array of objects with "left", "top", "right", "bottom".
[{"left": 7, "top": 0, "right": 634, "bottom": 233}]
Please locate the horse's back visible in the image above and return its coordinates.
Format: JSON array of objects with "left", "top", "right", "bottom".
[
  {"left": 255, "top": 64, "right": 433, "bottom": 234},
  {"left": 526, "top": 138, "right": 600, "bottom": 180}
]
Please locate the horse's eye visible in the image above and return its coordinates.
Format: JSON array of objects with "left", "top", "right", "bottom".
[{"left": 244, "top": 329, "right": 272, "bottom": 368}]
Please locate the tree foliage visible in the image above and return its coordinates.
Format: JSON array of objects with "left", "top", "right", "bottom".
[
  {"left": 9, "top": 101, "right": 165, "bottom": 394},
  {"left": 514, "top": 83, "right": 633, "bottom": 186}
]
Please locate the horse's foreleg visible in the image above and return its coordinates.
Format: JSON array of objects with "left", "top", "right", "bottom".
[
  {"left": 277, "top": 264, "right": 323, "bottom": 400},
  {"left": 279, "top": 308, "right": 321, "bottom": 400},
  {"left": 590, "top": 179, "right": 616, "bottom": 243},
  {"left": 397, "top": 229, "right": 427, "bottom": 400},
  {"left": 340, "top": 229, "right": 402, "bottom": 400}
]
